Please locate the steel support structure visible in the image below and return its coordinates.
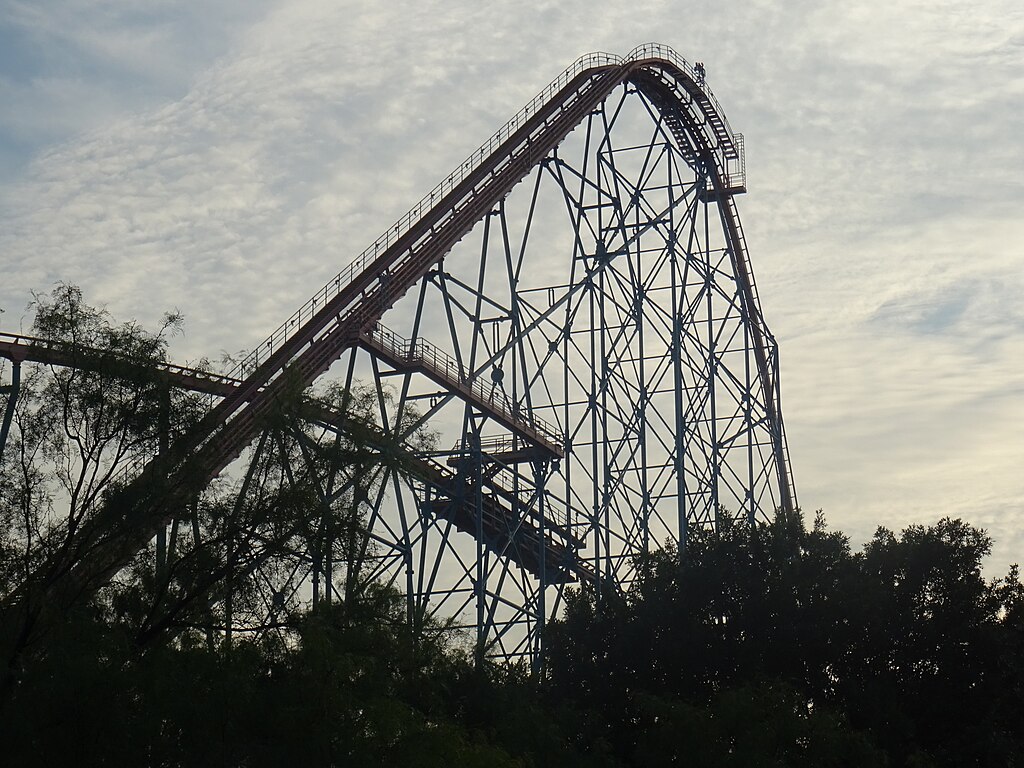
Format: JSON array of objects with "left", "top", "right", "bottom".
[
  {"left": 0, "top": 360, "right": 21, "bottom": 467},
  {"left": 0, "top": 44, "right": 796, "bottom": 667}
]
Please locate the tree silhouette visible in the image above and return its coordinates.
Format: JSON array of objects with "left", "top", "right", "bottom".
[{"left": 545, "top": 511, "right": 1024, "bottom": 767}]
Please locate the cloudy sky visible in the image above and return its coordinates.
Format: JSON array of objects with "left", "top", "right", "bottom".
[{"left": 1, "top": 0, "right": 1022, "bottom": 572}]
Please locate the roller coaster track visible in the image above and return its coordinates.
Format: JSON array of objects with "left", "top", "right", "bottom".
[
  {"left": 359, "top": 324, "right": 563, "bottom": 457},
  {"left": 1, "top": 43, "right": 795, "bottom": 663},
  {"left": 0, "top": 331, "right": 241, "bottom": 397},
  {"left": 184, "top": 46, "right": 762, "bottom": 491}
]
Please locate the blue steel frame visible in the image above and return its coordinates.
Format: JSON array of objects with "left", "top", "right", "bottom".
[
  {"left": 207, "top": 49, "right": 797, "bottom": 666},
  {"left": 322, "top": 73, "right": 796, "bottom": 664}
]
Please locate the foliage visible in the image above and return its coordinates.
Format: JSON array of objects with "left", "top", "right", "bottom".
[
  {"left": 4, "top": 507, "right": 1019, "bottom": 767},
  {"left": 0, "top": 585, "right": 524, "bottom": 767},
  {"left": 545, "top": 510, "right": 1024, "bottom": 767},
  {"left": 0, "top": 284, "right": 196, "bottom": 601}
]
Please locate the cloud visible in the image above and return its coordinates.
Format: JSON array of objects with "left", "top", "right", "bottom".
[{"left": 0, "top": 0, "right": 276, "bottom": 175}]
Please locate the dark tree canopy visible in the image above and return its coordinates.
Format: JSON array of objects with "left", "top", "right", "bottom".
[{"left": 545, "top": 512, "right": 1024, "bottom": 767}]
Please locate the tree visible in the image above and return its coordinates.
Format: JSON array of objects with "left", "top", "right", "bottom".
[
  {"left": 840, "top": 518, "right": 1011, "bottom": 765},
  {"left": 545, "top": 511, "right": 1024, "bottom": 767},
  {"left": 0, "top": 285, "right": 433, "bottom": 700},
  {"left": 0, "top": 285, "right": 193, "bottom": 601},
  {"left": 0, "top": 285, "right": 208, "bottom": 690}
]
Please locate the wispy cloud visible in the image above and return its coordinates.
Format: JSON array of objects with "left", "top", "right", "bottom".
[{"left": 0, "top": 0, "right": 275, "bottom": 174}]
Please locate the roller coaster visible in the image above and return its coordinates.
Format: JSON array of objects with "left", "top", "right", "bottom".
[{"left": 0, "top": 44, "right": 795, "bottom": 667}]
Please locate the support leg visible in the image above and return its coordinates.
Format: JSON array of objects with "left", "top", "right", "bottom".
[{"left": 0, "top": 361, "right": 22, "bottom": 467}]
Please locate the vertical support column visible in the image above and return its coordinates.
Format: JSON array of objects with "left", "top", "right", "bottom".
[
  {"left": 742, "top": 255, "right": 756, "bottom": 526},
  {"left": 405, "top": 493, "right": 416, "bottom": 633},
  {"left": 588, "top": 259, "right": 602, "bottom": 595},
  {"left": 224, "top": 539, "right": 234, "bottom": 649},
  {"left": 671, "top": 293, "right": 688, "bottom": 559},
  {"left": 472, "top": 431, "right": 486, "bottom": 666},
  {"left": 155, "top": 382, "right": 170, "bottom": 578},
  {"left": 324, "top": 504, "right": 334, "bottom": 607},
  {"left": 703, "top": 186, "right": 721, "bottom": 526},
  {"left": 598, "top": 265, "right": 612, "bottom": 584},
  {"left": 311, "top": 529, "right": 321, "bottom": 609},
  {"left": 635, "top": 201, "right": 650, "bottom": 556},
  {"left": 532, "top": 459, "right": 548, "bottom": 675},
  {"left": 0, "top": 360, "right": 22, "bottom": 467}
]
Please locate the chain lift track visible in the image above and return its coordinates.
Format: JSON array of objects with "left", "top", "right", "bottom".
[{"left": 0, "top": 44, "right": 796, "bottom": 664}]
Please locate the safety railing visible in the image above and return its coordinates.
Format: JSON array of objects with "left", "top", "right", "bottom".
[
  {"left": 625, "top": 43, "right": 737, "bottom": 147},
  {"left": 724, "top": 133, "right": 746, "bottom": 191},
  {"left": 363, "top": 324, "right": 563, "bottom": 450},
  {"left": 451, "top": 434, "right": 523, "bottom": 457},
  {"left": 222, "top": 51, "right": 627, "bottom": 383}
]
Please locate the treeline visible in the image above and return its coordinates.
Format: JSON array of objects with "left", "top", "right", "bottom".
[{"left": 2, "top": 512, "right": 1022, "bottom": 766}]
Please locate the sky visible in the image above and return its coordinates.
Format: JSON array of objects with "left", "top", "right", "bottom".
[{"left": 1, "top": 0, "right": 1022, "bottom": 573}]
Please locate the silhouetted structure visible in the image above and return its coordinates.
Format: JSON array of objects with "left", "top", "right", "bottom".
[{"left": 0, "top": 44, "right": 795, "bottom": 667}]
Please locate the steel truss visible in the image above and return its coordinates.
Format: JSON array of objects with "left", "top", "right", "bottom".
[{"left": 0, "top": 44, "right": 795, "bottom": 667}]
